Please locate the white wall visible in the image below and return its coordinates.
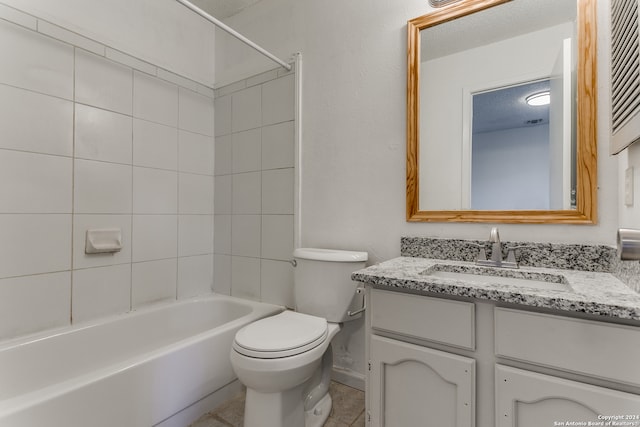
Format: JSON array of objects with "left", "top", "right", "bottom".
[
  {"left": 219, "top": 0, "right": 617, "bottom": 260},
  {"left": 0, "top": 0, "right": 215, "bottom": 85},
  {"left": 0, "top": 4, "right": 215, "bottom": 341},
  {"left": 217, "top": 0, "right": 619, "bottom": 385}
]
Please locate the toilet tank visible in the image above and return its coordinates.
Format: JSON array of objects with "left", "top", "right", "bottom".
[{"left": 293, "top": 248, "right": 368, "bottom": 323}]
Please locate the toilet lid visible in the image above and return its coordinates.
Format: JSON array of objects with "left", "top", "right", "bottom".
[{"left": 233, "top": 311, "right": 328, "bottom": 359}]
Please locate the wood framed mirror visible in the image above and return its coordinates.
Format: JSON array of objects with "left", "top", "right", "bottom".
[{"left": 406, "top": 0, "right": 597, "bottom": 223}]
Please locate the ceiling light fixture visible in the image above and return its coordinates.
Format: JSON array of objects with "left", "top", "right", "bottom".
[
  {"left": 428, "top": 0, "right": 462, "bottom": 7},
  {"left": 526, "top": 91, "right": 550, "bottom": 106}
]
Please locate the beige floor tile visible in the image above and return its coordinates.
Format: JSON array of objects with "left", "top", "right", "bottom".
[
  {"left": 189, "top": 381, "right": 364, "bottom": 427},
  {"left": 211, "top": 392, "right": 245, "bottom": 426},
  {"left": 351, "top": 409, "right": 366, "bottom": 427},
  {"left": 189, "top": 414, "right": 233, "bottom": 427},
  {"left": 327, "top": 382, "right": 365, "bottom": 425}
]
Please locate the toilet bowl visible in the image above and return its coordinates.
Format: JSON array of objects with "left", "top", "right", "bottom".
[
  {"left": 231, "top": 311, "right": 341, "bottom": 427},
  {"left": 229, "top": 248, "right": 368, "bottom": 427}
]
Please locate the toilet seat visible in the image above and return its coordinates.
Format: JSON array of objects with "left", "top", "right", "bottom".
[{"left": 233, "top": 311, "right": 328, "bottom": 359}]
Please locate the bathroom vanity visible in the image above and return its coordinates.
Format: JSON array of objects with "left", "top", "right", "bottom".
[{"left": 353, "top": 240, "right": 640, "bottom": 427}]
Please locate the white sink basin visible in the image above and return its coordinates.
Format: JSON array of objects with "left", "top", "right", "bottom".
[{"left": 423, "top": 265, "right": 571, "bottom": 292}]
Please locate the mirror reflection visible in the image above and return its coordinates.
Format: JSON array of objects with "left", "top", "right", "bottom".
[
  {"left": 470, "top": 78, "right": 576, "bottom": 211},
  {"left": 419, "top": 0, "right": 576, "bottom": 211}
]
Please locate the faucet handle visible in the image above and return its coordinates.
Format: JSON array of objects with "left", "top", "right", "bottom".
[
  {"left": 470, "top": 243, "right": 488, "bottom": 261},
  {"left": 490, "top": 227, "right": 500, "bottom": 242},
  {"left": 505, "top": 245, "right": 527, "bottom": 264}
]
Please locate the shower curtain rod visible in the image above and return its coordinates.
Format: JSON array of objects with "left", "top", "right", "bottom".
[{"left": 175, "top": 0, "right": 292, "bottom": 71}]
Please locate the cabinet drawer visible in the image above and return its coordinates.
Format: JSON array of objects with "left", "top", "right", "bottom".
[
  {"left": 495, "top": 308, "right": 640, "bottom": 387},
  {"left": 370, "top": 289, "right": 475, "bottom": 350}
]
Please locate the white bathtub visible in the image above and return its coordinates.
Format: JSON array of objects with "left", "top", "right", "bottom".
[{"left": 0, "top": 294, "right": 282, "bottom": 427}]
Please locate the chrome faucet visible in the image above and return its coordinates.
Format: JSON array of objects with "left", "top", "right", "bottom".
[
  {"left": 489, "top": 227, "right": 502, "bottom": 264},
  {"left": 475, "top": 227, "right": 520, "bottom": 269}
]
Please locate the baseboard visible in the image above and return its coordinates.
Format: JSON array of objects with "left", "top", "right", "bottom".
[{"left": 331, "top": 367, "right": 365, "bottom": 391}]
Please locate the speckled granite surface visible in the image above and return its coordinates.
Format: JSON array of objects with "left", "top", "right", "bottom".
[
  {"left": 401, "top": 237, "right": 618, "bottom": 272},
  {"left": 401, "top": 236, "right": 640, "bottom": 293},
  {"left": 352, "top": 257, "right": 640, "bottom": 321}
]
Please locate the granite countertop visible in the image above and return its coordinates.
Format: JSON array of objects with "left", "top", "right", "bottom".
[{"left": 352, "top": 257, "right": 640, "bottom": 321}]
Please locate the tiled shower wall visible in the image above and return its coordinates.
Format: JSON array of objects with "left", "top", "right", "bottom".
[
  {"left": 213, "top": 69, "right": 296, "bottom": 308},
  {"left": 0, "top": 11, "right": 215, "bottom": 341}
]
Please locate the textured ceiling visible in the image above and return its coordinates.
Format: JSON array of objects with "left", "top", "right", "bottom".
[{"left": 188, "top": 0, "right": 262, "bottom": 19}]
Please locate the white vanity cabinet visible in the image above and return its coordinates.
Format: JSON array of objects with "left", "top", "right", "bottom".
[
  {"left": 365, "top": 288, "right": 640, "bottom": 427},
  {"left": 496, "top": 365, "right": 640, "bottom": 427},
  {"left": 494, "top": 308, "right": 640, "bottom": 427},
  {"left": 367, "top": 289, "right": 476, "bottom": 427},
  {"left": 369, "top": 336, "right": 475, "bottom": 427}
]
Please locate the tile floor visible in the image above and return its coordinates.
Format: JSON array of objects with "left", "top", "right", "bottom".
[{"left": 190, "top": 381, "right": 365, "bottom": 427}]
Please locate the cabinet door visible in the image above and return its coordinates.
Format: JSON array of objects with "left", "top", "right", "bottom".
[
  {"left": 369, "top": 335, "right": 475, "bottom": 427},
  {"left": 496, "top": 365, "right": 640, "bottom": 427}
]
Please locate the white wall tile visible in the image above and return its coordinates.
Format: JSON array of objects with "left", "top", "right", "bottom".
[
  {"left": 214, "top": 175, "right": 232, "bottom": 215},
  {"left": 232, "top": 128, "right": 261, "bottom": 173},
  {"left": 261, "top": 259, "right": 294, "bottom": 308},
  {"left": 132, "top": 258, "right": 177, "bottom": 307},
  {"left": 179, "top": 130, "right": 214, "bottom": 175},
  {"left": 262, "top": 74, "right": 294, "bottom": 126},
  {"left": 75, "top": 104, "right": 132, "bottom": 164},
  {"left": 0, "top": 19, "right": 73, "bottom": 99},
  {"left": 231, "top": 256, "right": 260, "bottom": 301},
  {"left": 213, "top": 71, "right": 295, "bottom": 308},
  {"left": 231, "top": 214, "right": 261, "bottom": 257},
  {"left": 0, "top": 4, "right": 37, "bottom": 30},
  {"left": 0, "top": 272, "right": 70, "bottom": 341},
  {"left": 262, "top": 121, "right": 295, "bottom": 170},
  {"left": 178, "top": 255, "right": 213, "bottom": 299},
  {"left": 74, "top": 159, "right": 132, "bottom": 214},
  {"left": 0, "top": 150, "right": 72, "bottom": 213},
  {"left": 75, "top": 50, "right": 133, "bottom": 114},
  {"left": 213, "top": 254, "right": 231, "bottom": 295},
  {"left": 0, "top": 214, "right": 71, "bottom": 278},
  {"left": 261, "top": 215, "right": 294, "bottom": 261},
  {"left": 196, "top": 83, "right": 214, "bottom": 99},
  {"left": 73, "top": 214, "right": 132, "bottom": 270},
  {"left": 158, "top": 69, "right": 198, "bottom": 92},
  {"left": 246, "top": 69, "right": 278, "bottom": 87},
  {"left": 178, "top": 214, "right": 213, "bottom": 256},
  {"left": 72, "top": 264, "right": 131, "bottom": 323},
  {"left": 179, "top": 87, "right": 214, "bottom": 136},
  {"left": 37, "top": 21, "right": 104, "bottom": 56},
  {"left": 106, "top": 49, "right": 156, "bottom": 75},
  {"left": 133, "top": 167, "right": 178, "bottom": 214},
  {"left": 214, "top": 135, "right": 232, "bottom": 176},
  {"left": 0, "top": 84, "right": 73, "bottom": 156},
  {"left": 262, "top": 168, "right": 294, "bottom": 215},
  {"left": 214, "top": 94, "right": 232, "bottom": 137},
  {"left": 132, "top": 215, "right": 177, "bottom": 262},
  {"left": 132, "top": 119, "right": 178, "bottom": 171},
  {"left": 232, "top": 85, "right": 261, "bottom": 132},
  {"left": 179, "top": 173, "right": 214, "bottom": 214},
  {"left": 232, "top": 172, "right": 261, "bottom": 214},
  {"left": 215, "top": 80, "right": 246, "bottom": 97},
  {"left": 214, "top": 215, "right": 231, "bottom": 255},
  {"left": 133, "top": 71, "right": 178, "bottom": 126}
]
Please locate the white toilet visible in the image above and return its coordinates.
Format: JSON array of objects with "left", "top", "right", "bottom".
[{"left": 230, "top": 248, "right": 368, "bottom": 427}]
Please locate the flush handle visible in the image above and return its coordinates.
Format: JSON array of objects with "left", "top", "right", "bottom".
[{"left": 348, "top": 287, "right": 366, "bottom": 317}]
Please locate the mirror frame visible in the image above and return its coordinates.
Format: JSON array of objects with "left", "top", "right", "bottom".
[{"left": 406, "top": 0, "right": 597, "bottom": 223}]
